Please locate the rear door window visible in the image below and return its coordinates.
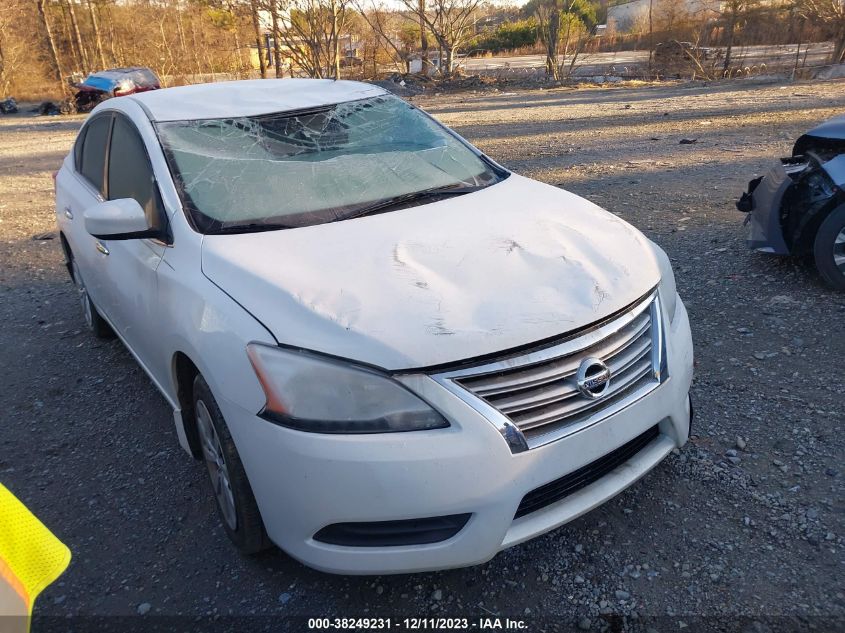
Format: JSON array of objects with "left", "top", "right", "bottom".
[
  {"left": 73, "top": 127, "right": 86, "bottom": 172},
  {"left": 107, "top": 114, "right": 165, "bottom": 232},
  {"left": 79, "top": 114, "right": 111, "bottom": 196}
]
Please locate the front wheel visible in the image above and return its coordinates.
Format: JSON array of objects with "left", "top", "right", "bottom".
[
  {"left": 813, "top": 205, "right": 845, "bottom": 291},
  {"left": 193, "top": 374, "right": 270, "bottom": 555}
]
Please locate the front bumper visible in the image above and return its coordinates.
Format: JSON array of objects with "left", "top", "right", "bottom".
[
  {"left": 737, "top": 160, "right": 792, "bottom": 254},
  {"left": 218, "top": 297, "right": 694, "bottom": 575}
]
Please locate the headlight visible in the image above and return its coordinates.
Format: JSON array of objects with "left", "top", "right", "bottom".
[
  {"left": 651, "top": 242, "right": 678, "bottom": 322},
  {"left": 246, "top": 343, "right": 449, "bottom": 434}
]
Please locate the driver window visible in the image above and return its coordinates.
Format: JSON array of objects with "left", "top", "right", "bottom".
[{"left": 108, "top": 114, "right": 165, "bottom": 233}]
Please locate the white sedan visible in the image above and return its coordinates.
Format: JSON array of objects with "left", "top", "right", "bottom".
[{"left": 55, "top": 79, "right": 694, "bottom": 574}]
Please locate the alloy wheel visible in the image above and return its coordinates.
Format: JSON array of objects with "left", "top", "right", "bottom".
[
  {"left": 196, "top": 399, "right": 238, "bottom": 530},
  {"left": 834, "top": 227, "right": 845, "bottom": 276},
  {"left": 71, "top": 259, "right": 93, "bottom": 329}
]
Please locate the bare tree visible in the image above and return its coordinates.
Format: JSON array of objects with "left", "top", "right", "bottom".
[
  {"left": 273, "top": 0, "right": 352, "bottom": 78},
  {"left": 58, "top": 0, "right": 83, "bottom": 72},
  {"left": 35, "top": 0, "right": 69, "bottom": 93},
  {"left": 329, "top": 0, "right": 341, "bottom": 77},
  {"left": 103, "top": 2, "right": 121, "bottom": 66},
  {"left": 156, "top": 9, "right": 177, "bottom": 77},
  {"left": 249, "top": 0, "right": 267, "bottom": 77},
  {"left": 276, "top": 0, "right": 319, "bottom": 76},
  {"left": 648, "top": 0, "right": 654, "bottom": 71},
  {"left": 417, "top": 0, "right": 429, "bottom": 73},
  {"left": 561, "top": 13, "right": 592, "bottom": 76},
  {"left": 0, "top": 3, "right": 14, "bottom": 93},
  {"left": 535, "top": 1, "right": 560, "bottom": 78},
  {"left": 353, "top": 0, "right": 413, "bottom": 72},
  {"left": 66, "top": 0, "right": 90, "bottom": 72},
  {"left": 798, "top": 0, "right": 845, "bottom": 64},
  {"left": 397, "top": 0, "right": 480, "bottom": 76},
  {"left": 266, "top": 0, "right": 284, "bottom": 76},
  {"left": 0, "top": 1, "right": 24, "bottom": 94},
  {"left": 86, "top": 0, "right": 107, "bottom": 67},
  {"left": 529, "top": 0, "right": 594, "bottom": 79},
  {"left": 174, "top": 0, "right": 189, "bottom": 69},
  {"left": 656, "top": 0, "right": 692, "bottom": 31},
  {"left": 0, "top": 26, "right": 5, "bottom": 95},
  {"left": 720, "top": 0, "right": 759, "bottom": 73}
]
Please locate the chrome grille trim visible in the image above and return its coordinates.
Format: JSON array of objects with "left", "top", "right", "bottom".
[{"left": 431, "top": 291, "right": 665, "bottom": 452}]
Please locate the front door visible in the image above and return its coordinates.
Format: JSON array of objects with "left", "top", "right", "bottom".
[{"left": 95, "top": 112, "right": 169, "bottom": 371}]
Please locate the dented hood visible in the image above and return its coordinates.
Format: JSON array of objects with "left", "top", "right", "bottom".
[
  {"left": 793, "top": 114, "right": 845, "bottom": 157},
  {"left": 800, "top": 113, "right": 845, "bottom": 143},
  {"left": 201, "top": 175, "right": 660, "bottom": 370}
]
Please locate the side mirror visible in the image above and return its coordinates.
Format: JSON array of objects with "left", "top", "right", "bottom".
[{"left": 83, "top": 199, "right": 157, "bottom": 240}]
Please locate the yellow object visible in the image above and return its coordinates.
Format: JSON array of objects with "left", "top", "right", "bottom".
[{"left": 0, "top": 482, "right": 71, "bottom": 622}]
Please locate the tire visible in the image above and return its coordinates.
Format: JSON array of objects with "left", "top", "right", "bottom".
[
  {"left": 193, "top": 374, "right": 271, "bottom": 555},
  {"left": 813, "top": 205, "right": 845, "bottom": 291},
  {"left": 69, "top": 254, "right": 114, "bottom": 338}
]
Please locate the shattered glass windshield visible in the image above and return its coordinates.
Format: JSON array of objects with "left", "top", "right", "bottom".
[{"left": 155, "top": 95, "right": 506, "bottom": 232}]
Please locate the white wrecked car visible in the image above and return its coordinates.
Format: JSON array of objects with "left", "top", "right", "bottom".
[{"left": 54, "top": 79, "right": 694, "bottom": 574}]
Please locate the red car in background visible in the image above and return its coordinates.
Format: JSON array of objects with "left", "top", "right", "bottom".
[{"left": 74, "top": 67, "right": 161, "bottom": 112}]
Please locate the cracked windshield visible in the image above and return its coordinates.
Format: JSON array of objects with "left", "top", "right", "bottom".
[{"left": 156, "top": 94, "right": 504, "bottom": 232}]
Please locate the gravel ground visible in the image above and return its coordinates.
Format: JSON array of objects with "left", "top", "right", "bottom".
[{"left": 1, "top": 78, "right": 843, "bottom": 633}]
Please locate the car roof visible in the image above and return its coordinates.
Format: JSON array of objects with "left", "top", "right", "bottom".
[
  {"left": 129, "top": 78, "right": 388, "bottom": 122},
  {"left": 89, "top": 66, "right": 154, "bottom": 78}
]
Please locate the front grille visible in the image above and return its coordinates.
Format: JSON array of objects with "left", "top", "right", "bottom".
[
  {"left": 453, "top": 293, "right": 662, "bottom": 447},
  {"left": 514, "top": 424, "right": 660, "bottom": 519}
]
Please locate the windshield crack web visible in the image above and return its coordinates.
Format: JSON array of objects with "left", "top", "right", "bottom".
[{"left": 156, "top": 95, "right": 499, "bottom": 231}]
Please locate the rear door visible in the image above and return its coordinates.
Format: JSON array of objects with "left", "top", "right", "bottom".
[{"left": 57, "top": 112, "right": 114, "bottom": 316}]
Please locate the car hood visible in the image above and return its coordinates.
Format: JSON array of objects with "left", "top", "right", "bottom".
[
  {"left": 201, "top": 175, "right": 661, "bottom": 370},
  {"left": 793, "top": 114, "right": 845, "bottom": 156},
  {"left": 802, "top": 114, "right": 845, "bottom": 142}
]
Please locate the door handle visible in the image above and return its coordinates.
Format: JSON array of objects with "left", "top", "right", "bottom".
[
  {"left": 64, "top": 207, "right": 74, "bottom": 220},
  {"left": 95, "top": 241, "right": 109, "bottom": 256}
]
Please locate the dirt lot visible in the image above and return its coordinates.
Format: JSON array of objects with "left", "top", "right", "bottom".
[{"left": 1, "top": 79, "right": 843, "bottom": 632}]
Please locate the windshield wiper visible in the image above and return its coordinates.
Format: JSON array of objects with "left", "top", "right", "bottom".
[
  {"left": 203, "top": 185, "right": 485, "bottom": 233},
  {"left": 342, "top": 185, "right": 483, "bottom": 221},
  {"left": 204, "top": 222, "right": 296, "bottom": 235}
]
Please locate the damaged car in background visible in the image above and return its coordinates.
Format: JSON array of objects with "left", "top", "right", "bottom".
[
  {"left": 738, "top": 114, "right": 845, "bottom": 290},
  {"left": 72, "top": 66, "right": 160, "bottom": 112},
  {"left": 54, "top": 79, "right": 693, "bottom": 574}
]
